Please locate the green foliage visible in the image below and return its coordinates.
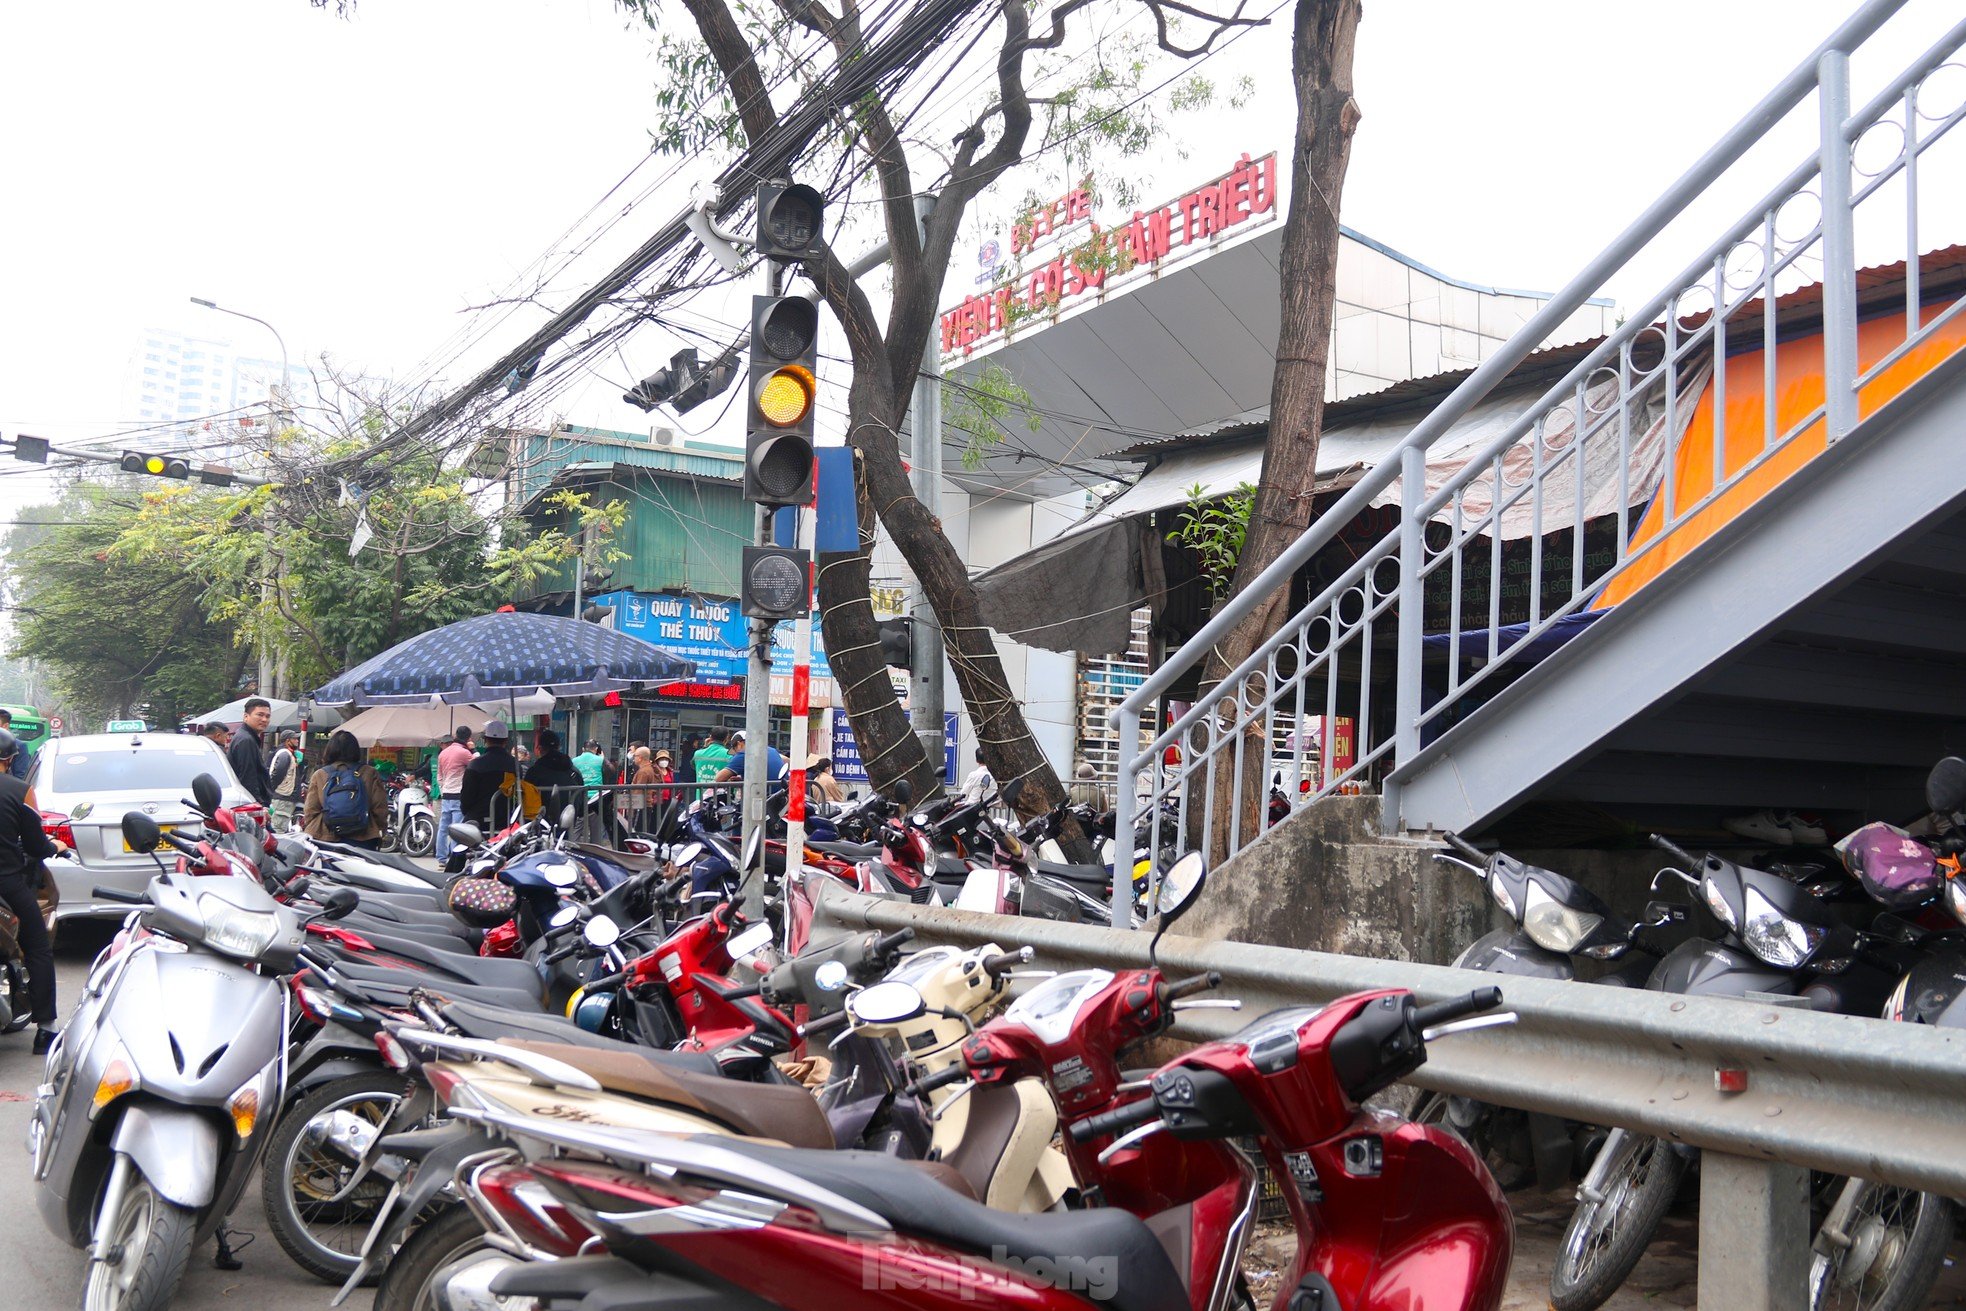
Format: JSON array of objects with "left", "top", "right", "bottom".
[
  {"left": 2, "top": 485, "right": 240, "bottom": 726},
  {"left": 943, "top": 363, "right": 1044, "bottom": 471},
  {"left": 1166, "top": 481, "right": 1255, "bottom": 598}
]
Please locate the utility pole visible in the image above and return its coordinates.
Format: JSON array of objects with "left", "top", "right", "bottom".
[{"left": 907, "top": 195, "right": 948, "bottom": 783}]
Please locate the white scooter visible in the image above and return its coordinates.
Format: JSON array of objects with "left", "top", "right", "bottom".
[{"left": 381, "top": 777, "right": 436, "bottom": 858}]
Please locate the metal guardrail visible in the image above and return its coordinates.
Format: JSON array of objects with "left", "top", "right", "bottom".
[
  {"left": 1109, "top": 0, "right": 1966, "bottom": 882},
  {"left": 813, "top": 885, "right": 1966, "bottom": 1186}
]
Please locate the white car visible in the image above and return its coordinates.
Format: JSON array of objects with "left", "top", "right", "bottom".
[{"left": 30, "top": 732, "right": 260, "bottom": 935}]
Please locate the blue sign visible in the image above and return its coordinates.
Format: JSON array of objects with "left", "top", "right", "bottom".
[
  {"left": 831, "top": 709, "right": 957, "bottom": 785},
  {"left": 599, "top": 590, "right": 832, "bottom": 685}
]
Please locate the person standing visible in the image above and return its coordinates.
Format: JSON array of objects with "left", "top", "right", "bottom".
[
  {"left": 693, "top": 727, "right": 732, "bottom": 784},
  {"left": 269, "top": 731, "right": 303, "bottom": 831},
  {"left": 435, "top": 726, "right": 476, "bottom": 859},
  {"left": 651, "top": 749, "right": 677, "bottom": 806},
  {"left": 0, "top": 729, "right": 64, "bottom": 1053},
  {"left": 202, "top": 722, "right": 232, "bottom": 751},
  {"left": 808, "top": 755, "right": 847, "bottom": 803},
  {"left": 229, "top": 698, "right": 275, "bottom": 807},
  {"left": 573, "top": 738, "right": 607, "bottom": 799},
  {"left": 0, "top": 710, "right": 35, "bottom": 781},
  {"left": 526, "top": 730, "right": 586, "bottom": 816},
  {"left": 714, "top": 730, "right": 787, "bottom": 790},
  {"left": 459, "top": 721, "right": 520, "bottom": 829},
  {"left": 302, "top": 730, "right": 388, "bottom": 848},
  {"left": 960, "top": 761, "right": 995, "bottom": 806}
]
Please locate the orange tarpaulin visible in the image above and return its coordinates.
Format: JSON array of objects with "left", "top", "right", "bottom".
[{"left": 1597, "top": 309, "right": 1966, "bottom": 608}]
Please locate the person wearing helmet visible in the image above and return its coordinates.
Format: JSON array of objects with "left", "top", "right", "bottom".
[{"left": 0, "top": 728, "right": 64, "bottom": 1052}]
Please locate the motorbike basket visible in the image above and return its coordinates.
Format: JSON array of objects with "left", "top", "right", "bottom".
[{"left": 446, "top": 874, "right": 519, "bottom": 927}]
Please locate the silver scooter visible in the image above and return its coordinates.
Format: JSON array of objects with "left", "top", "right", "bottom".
[{"left": 28, "top": 781, "right": 353, "bottom": 1311}]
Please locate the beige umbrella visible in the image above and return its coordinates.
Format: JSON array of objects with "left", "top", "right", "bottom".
[{"left": 336, "top": 703, "right": 496, "bottom": 748}]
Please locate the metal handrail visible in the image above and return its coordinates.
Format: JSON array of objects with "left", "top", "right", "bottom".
[{"left": 1107, "top": 0, "right": 1966, "bottom": 897}]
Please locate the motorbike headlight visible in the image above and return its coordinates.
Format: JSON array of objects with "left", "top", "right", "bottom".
[
  {"left": 1487, "top": 871, "right": 1518, "bottom": 919},
  {"left": 1947, "top": 877, "right": 1966, "bottom": 929},
  {"left": 199, "top": 895, "right": 280, "bottom": 960},
  {"left": 1738, "top": 886, "right": 1824, "bottom": 968},
  {"left": 1701, "top": 876, "right": 1738, "bottom": 931},
  {"left": 1521, "top": 882, "right": 1604, "bottom": 954}
]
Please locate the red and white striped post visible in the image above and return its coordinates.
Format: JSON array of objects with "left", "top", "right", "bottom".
[{"left": 781, "top": 473, "right": 818, "bottom": 884}]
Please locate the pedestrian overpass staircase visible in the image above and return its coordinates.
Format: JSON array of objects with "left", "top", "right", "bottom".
[{"left": 1112, "top": 1, "right": 1966, "bottom": 871}]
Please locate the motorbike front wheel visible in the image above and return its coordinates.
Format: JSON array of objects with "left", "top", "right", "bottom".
[
  {"left": 1549, "top": 1132, "right": 1687, "bottom": 1311},
  {"left": 401, "top": 813, "right": 436, "bottom": 859},
  {"left": 82, "top": 1172, "right": 196, "bottom": 1311},
  {"left": 1809, "top": 1180, "right": 1951, "bottom": 1311},
  {"left": 373, "top": 1203, "right": 511, "bottom": 1311},
  {"left": 261, "top": 1072, "right": 404, "bottom": 1283}
]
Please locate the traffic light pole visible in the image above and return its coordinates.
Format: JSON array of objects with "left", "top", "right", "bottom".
[
  {"left": 738, "top": 256, "right": 784, "bottom": 920},
  {"left": 908, "top": 195, "right": 948, "bottom": 780}
]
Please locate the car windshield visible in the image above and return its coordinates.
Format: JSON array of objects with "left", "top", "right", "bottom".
[{"left": 48, "top": 744, "right": 223, "bottom": 794}]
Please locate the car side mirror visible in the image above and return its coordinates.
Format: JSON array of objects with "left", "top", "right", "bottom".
[
  {"left": 122, "top": 811, "right": 163, "bottom": 854},
  {"left": 192, "top": 773, "right": 223, "bottom": 815},
  {"left": 1929, "top": 757, "right": 1966, "bottom": 816}
]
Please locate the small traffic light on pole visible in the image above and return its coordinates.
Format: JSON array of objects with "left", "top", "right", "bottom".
[
  {"left": 740, "top": 546, "right": 810, "bottom": 620},
  {"left": 119, "top": 450, "right": 190, "bottom": 479},
  {"left": 755, "top": 183, "right": 825, "bottom": 262},
  {"left": 877, "top": 617, "right": 914, "bottom": 668},
  {"left": 743, "top": 295, "right": 818, "bottom": 506}
]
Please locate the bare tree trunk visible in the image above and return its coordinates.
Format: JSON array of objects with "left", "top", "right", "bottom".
[{"left": 1199, "top": 0, "right": 1362, "bottom": 861}]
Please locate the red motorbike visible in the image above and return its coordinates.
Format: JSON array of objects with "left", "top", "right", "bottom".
[{"left": 448, "top": 855, "right": 1517, "bottom": 1311}]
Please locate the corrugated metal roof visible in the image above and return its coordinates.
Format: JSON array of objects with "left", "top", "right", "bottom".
[{"left": 519, "top": 461, "right": 752, "bottom": 599}]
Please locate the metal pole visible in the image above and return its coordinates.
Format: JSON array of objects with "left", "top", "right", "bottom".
[
  {"left": 908, "top": 194, "right": 948, "bottom": 779},
  {"left": 1388, "top": 444, "right": 1427, "bottom": 828},
  {"left": 1110, "top": 706, "right": 1138, "bottom": 926},
  {"left": 739, "top": 267, "right": 783, "bottom": 918},
  {"left": 571, "top": 553, "right": 585, "bottom": 754},
  {"left": 1817, "top": 49, "right": 1859, "bottom": 441},
  {"left": 783, "top": 506, "right": 816, "bottom": 946}
]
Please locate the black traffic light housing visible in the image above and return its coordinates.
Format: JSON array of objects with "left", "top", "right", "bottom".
[
  {"left": 9, "top": 434, "right": 49, "bottom": 463},
  {"left": 120, "top": 450, "right": 190, "bottom": 479},
  {"left": 755, "top": 182, "right": 825, "bottom": 262},
  {"left": 876, "top": 617, "right": 913, "bottom": 668},
  {"left": 741, "top": 546, "right": 811, "bottom": 620},
  {"left": 743, "top": 295, "right": 818, "bottom": 507}
]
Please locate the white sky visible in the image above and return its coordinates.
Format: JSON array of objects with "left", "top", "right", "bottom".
[{"left": 0, "top": 0, "right": 1959, "bottom": 488}]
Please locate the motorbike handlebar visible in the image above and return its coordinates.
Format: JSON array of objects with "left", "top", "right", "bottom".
[
  {"left": 93, "top": 885, "right": 148, "bottom": 905},
  {"left": 544, "top": 941, "right": 582, "bottom": 965},
  {"left": 982, "top": 947, "right": 1032, "bottom": 979},
  {"left": 583, "top": 970, "right": 628, "bottom": 991},
  {"left": 799, "top": 1009, "right": 850, "bottom": 1038},
  {"left": 1069, "top": 1097, "right": 1160, "bottom": 1143},
  {"left": 1442, "top": 833, "right": 1487, "bottom": 863},
  {"left": 911, "top": 1063, "right": 969, "bottom": 1096},
  {"left": 1160, "top": 971, "right": 1221, "bottom": 1003},
  {"left": 1412, "top": 987, "right": 1504, "bottom": 1033},
  {"left": 1649, "top": 833, "right": 1700, "bottom": 868},
  {"left": 873, "top": 928, "right": 915, "bottom": 957}
]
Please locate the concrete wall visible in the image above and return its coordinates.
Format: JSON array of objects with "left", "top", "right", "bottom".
[{"left": 1182, "top": 794, "right": 1491, "bottom": 966}]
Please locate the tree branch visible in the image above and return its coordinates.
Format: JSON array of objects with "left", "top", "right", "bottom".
[{"left": 1139, "top": 0, "right": 1264, "bottom": 58}]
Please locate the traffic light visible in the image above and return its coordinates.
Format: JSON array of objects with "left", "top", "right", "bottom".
[
  {"left": 119, "top": 450, "right": 190, "bottom": 479},
  {"left": 876, "top": 617, "right": 913, "bottom": 669},
  {"left": 624, "top": 348, "right": 738, "bottom": 415},
  {"left": 755, "top": 182, "right": 825, "bottom": 262},
  {"left": 8, "top": 434, "right": 48, "bottom": 463},
  {"left": 740, "top": 546, "right": 810, "bottom": 620},
  {"left": 743, "top": 295, "right": 818, "bottom": 507}
]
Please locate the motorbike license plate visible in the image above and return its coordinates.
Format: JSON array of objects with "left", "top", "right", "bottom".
[{"left": 123, "top": 826, "right": 174, "bottom": 853}]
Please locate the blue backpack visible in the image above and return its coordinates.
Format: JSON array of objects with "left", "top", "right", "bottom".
[{"left": 320, "top": 765, "right": 369, "bottom": 837}]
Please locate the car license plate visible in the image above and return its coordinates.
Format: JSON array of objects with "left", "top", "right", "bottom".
[{"left": 123, "top": 826, "right": 174, "bottom": 853}]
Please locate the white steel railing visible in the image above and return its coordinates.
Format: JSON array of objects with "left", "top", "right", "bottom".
[{"left": 1110, "top": 1, "right": 1966, "bottom": 916}]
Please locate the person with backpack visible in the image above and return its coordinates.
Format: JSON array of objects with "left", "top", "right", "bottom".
[{"left": 301, "top": 730, "right": 387, "bottom": 848}]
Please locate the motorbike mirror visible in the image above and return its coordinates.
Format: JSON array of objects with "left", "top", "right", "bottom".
[
  {"left": 549, "top": 904, "right": 581, "bottom": 929},
  {"left": 814, "top": 960, "right": 851, "bottom": 992},
  {"left": 728, "top": 921, "right": 775, "bottom": 963},
  {"left": 317, "top": 886, "right": 361, "bottom": 921},
  {"left": 742, "top": 825, "right": 763, "bottom": 873},
  {"left": 191, "top": 772, "right": 223, "bottom": 815},
  {"left": 121, "top": 810, "right": 163, "bottom": 854},
  {"left": 1641, "top": 899, "right": 1688, "bottom": 927},
  {"left": 448, "top": 822, "right": 483, "bottom": 850},
  {"left": 560, "top": 804, "right": 578, "bottom": 829},
  {"left": 1002, "top": 777, "right": 1025, "bottom": 808},
  {"left": 1928, "top": 756, "right": 1966, "bottom": 816},
  {"left": 583, "top": 915, "right": 621, "bottom": 948},
  {"left": 849, "top": 980, "right": 925, "bottom": 1025},
  {"left": 669, "top": 841, "right": 703, "bottom": 866},
  {"left": 542, "top": 859, "right": 582, "bottom": 889},
  {"left": 893, "top": 778, "right": 914, "bottom": 805},
  {"left": 1153, "top": 852, "right": 1208, "bottom": 923}
]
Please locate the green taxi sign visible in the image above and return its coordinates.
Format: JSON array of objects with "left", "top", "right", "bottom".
[{"left": 107, "top": 719, "right": 147, "bottom": 733}]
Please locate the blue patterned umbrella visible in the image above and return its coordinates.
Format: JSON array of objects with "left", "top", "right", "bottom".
[{"left": 311, "top": 611, "right": 696, "bottom": 708}]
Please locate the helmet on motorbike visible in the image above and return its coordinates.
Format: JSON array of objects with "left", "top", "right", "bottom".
[{"left": 0, "top": 728, "right": 16, "bottom": 762}]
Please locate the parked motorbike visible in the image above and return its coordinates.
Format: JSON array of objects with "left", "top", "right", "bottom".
[
  {"left": 1549, "top": 833, "right": 1898, "bottom": 1311},
  {"left": 380, "top": 775, "right": 436, "bottom": 858},
  {"left": 1417, "top": 834, "right": 1680, "bottom": 1190},
  {"left": 28, "top": 789, "right": 356, "bottom": 1311}
]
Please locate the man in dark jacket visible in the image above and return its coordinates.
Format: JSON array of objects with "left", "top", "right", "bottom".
[
  {"left": 0, "top": 729, "right": 65, "bottom": 1052},
  {"left": 228, "top": 698, "right": 275, "bottom": 807},
  {"left": 458, "top": 720, "right": 520, "bottom": 829},
  {"left": 525, "top": 729, "right": 588, "bottom": 817}
]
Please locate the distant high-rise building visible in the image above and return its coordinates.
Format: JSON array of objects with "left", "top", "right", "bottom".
[{"left": 123, "top": 328, "right": 313, "bottom": 447}]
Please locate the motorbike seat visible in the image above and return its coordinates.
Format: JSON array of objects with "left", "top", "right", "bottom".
[
  {"left": 316, "top": 843, "right": 450, "bottom": 887},
  {"left": 436, "top": 1001, "right": 718, "bottom": 1073},
  {"left": 569, "top": 842, "right": 661, "bottom": 874},
  {"left": 701, "top": 1138, "right": 1186, "bottom": 1311},
  {"left": 505, "top": 1040, "right": 833, "bottom": 1149},
  {"left": 808, "top": 839, "right": 879, "bottom": 862},
  {"left": 338, "top": 914, "right": 479, "bottom": 953},
  {"left": 342, "top": 928, "right": 546, "bottom": 999},
  {"left": 326, "top": 960, "right": 544, "bottom": 1013},
  {"left": 343, "top": 900, "right": 480, "bottom": 943},
  {"left": 1031, "top": 859, "right": 1111, "bottom": 887}
]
